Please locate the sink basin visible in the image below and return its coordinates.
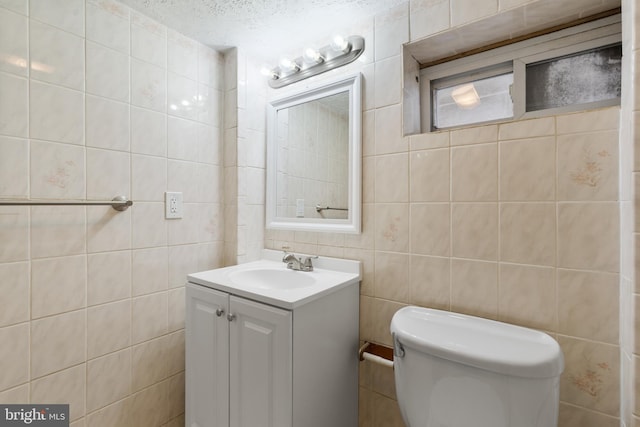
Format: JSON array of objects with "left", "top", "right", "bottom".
[
  {"left": 187, "top": 250, "right": 361, "bottom": 309},
  {"left": 229, "top": 268, "right": 316, "bottom": 290}
]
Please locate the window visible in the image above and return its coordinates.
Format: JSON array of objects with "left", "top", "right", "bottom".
[
  {"left": 525, "top": 43, "right": 622, "bottom": 112},
  {"left": 421, "top": 15, "right": 621, "bottom": 131},
  {"left": 432, "top": 67, "right": 513, "bottom": 129}
]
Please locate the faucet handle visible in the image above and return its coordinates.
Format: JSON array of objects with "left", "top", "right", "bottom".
[
  {"left": 282, "top": 252, "right": 300, "bottom": 270},
  {"left": 301, "top": 255, "right": 317, "bottom": 271}
]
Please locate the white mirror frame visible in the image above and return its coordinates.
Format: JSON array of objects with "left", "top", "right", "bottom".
[{"left": 266, "top": 72, "right": 362, "bottom": 234}]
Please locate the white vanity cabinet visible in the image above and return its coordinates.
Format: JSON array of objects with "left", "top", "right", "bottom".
[
  {"left": 186, "top": 252, "right": 360, "bottom": 427},
  {"left": 186, "top": 283, "right": 292, "bottom": 427}
]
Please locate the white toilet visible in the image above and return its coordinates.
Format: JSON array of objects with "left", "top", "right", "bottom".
[{"left": 390, "top": 306, "right": 564, "bottom": 427}]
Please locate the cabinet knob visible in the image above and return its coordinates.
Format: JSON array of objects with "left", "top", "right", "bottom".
[
  {"left": 227, "top": 313, "right": 236, "bottom": 322},
  {"left": 215, "top": 308, "right": 225, "bottom": 317}
]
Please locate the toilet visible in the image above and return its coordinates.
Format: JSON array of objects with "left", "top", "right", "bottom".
[{"left": 390, "top": 306, "right": 564, "bottom": 427}]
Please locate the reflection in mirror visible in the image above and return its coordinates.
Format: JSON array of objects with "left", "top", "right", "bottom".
[
  {"left": 266, "top": 73, "right": 361, "bottom": 234},
  {"left": 276, "top": 92, "right": 349, "bottom": 220}
]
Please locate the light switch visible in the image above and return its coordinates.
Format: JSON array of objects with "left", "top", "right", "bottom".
[{"left": 296, "top": 199, "right": 305, "bottom": 217}]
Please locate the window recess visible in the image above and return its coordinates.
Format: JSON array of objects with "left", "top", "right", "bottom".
[{"left": 420, "top": 14, "right": 621, "bottom": 132}]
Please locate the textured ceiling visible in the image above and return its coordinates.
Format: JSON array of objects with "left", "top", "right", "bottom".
[{"left": 119, "top": 0, "right": 404, "bottom": 57}]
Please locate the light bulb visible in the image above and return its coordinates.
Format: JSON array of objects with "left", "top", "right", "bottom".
[
  {"left": 279, "top": 58, "right": 300, "bottom": 72},
  {"left": 331, "top": 35, "right": 350, "bottom": 53},
  {"left": 303, "top": 48, "right": 323, "bottom": 64},
  {"left": 260, "top": 66, "right": 279, "bottom": 79}
]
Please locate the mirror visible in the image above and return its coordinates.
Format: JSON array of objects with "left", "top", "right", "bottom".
[{"left": 266, "top": 73, "right": 362, "bottom": 234}]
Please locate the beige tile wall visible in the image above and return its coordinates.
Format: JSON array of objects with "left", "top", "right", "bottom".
[
  {"left": 270, "top": 107, "right": 623, "bottom": 427},
  {"left": 262, "top": 1, "right": 627, "bottom": 426},
  {"left": 227, "top": 50, "right": 269, "bottom": 265},
  {"left": 0, "top": 0, "right": 629, "bottom": 426},
  {"left": 0, "top": 0, "right": 225, "bottom": 425},
  {"left": 223, "top": 48, "right": 239, "bottom": 266},
  {"left": 621, "top": 0, "right": 640, "bottom": 424},
  {"left": 278, "top": 101, "right": 349, "bottom": 219}
]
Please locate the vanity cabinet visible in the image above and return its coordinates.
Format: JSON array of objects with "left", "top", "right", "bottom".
[
  {"left": 186, "top": 283, "right": 291, "bottom": 427},
  {"left": 186, "top": 275, "right": 358, "bottom": 427}
]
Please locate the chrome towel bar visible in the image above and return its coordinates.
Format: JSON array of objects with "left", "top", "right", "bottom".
[
  {"left": 315, "top": 204, "right": 348, "bottom": 212},
  {"left": 0, "top": 195, "right": 133, "bottom": 212}
]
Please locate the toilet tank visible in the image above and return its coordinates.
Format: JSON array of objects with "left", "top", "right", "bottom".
[{"left": 390, "top": 307, "right": 564, "bottom": 427}]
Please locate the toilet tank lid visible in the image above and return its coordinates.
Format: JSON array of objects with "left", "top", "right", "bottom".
[{"left": 390, "top": 307, "right": 564, "bottom": 379}]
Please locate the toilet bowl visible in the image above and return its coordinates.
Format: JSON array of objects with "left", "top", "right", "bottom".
[{"left": 390, "top": 307, "right": 564, "bottom": 427}]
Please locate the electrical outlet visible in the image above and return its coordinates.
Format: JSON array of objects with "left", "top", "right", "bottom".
[{"left": 165, "top": 192, "right": 183, "bottom": 219}]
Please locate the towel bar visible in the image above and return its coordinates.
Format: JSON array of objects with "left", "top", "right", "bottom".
[{"left": 0, "top": 195, "right": 133, "bottom": 212}]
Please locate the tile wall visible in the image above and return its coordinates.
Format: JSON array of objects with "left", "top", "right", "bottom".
[
  {"left": 259, "top": 1, "right": 631, "bottom": 426},
  {"left": 0, "top": 0, "right": 635, "bottom": 426},
  {"left": 231, "top": 52, "right": 269, "bottom": 264},
  {"left": 634, "top": 8, "right": 640, "bottom": 422},
  {"left": 223, "top": 48, "right": 239, "bottom": 265},
  {"left": 277, "top": 102, "right": 349, "bottom": 219},
  {"left": 0, "top": 0, "right": 225, "bottom": 425},
  {"left": 621, "top": 0, "right": 640, "bottom": 425},
  {"left": 269, "top": 108, "right": 623, "bottom": 427}
]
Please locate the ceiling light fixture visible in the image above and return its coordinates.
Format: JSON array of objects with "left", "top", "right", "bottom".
[
  {"left": 451, "top": 83, "right": 481, "bottom": 109},
  {"left": 264, "top": 35, "right": 365, "bottom": 89}
]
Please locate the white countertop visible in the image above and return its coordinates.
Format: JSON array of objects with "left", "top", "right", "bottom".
[{"left": 187, "top": 249, "right": 361, "bottom": 309}]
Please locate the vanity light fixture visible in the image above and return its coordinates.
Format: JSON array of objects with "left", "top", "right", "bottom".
[{"left": 264, "top": 35, "right": 365, "bottom": 88}]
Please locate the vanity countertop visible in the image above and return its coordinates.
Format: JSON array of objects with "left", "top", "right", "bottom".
[{"left": 188, "top": 249, "right": 361, "bottom": 309}]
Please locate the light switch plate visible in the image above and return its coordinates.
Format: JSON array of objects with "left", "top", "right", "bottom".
[
  {"left": 296, "top": 199, "right": 305, "bottom": 217},
  {"left": 165, "top": 191, "right": 183, "bottom": 219}
]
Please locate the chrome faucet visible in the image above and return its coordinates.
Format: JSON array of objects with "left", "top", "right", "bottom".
[{"left": 282, "top": 252, "right": 316, "bottom": 271}]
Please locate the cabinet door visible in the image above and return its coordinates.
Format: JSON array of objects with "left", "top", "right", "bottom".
[
  {"left": 186, "top": 283, "right": 229, "bottom": 427},
  {"left": 229, "top": 296, "right": 292, "bottom": 427}
]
